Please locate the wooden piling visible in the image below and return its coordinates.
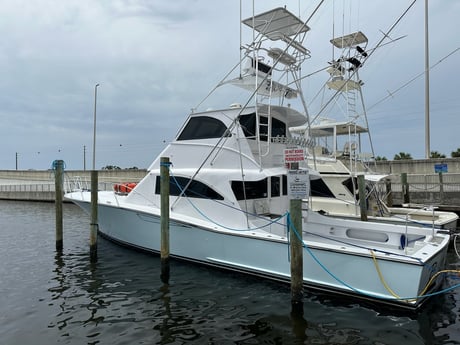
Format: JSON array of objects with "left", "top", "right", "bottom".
[
  {"left": 290, "top": 197, "right": 303, "bottom": 310},
  {"left": 385, "top": 179, "right": 393, "bottom": 207},
  {"left": 288, "top": 163, "right": 304, "bottom": 310},
  {"left": 439, "top": 172, "right": 444, "bottom": 203},
  {"left": 160, "top": 157, "right": 170, "bottom": 284},
  {"left": 54, "top": 160, "right": 64, "bottom": 251},
  {"left": 357, "top": 174, "right": 368, "bottom": 221},
  {"left": 90, "top": 170, "right": 98, "bottom": 263},
  {"left": 401, "top": 173, "right": 410, "bottom": 204}
]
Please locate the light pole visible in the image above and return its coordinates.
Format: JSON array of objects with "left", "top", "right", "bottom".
[
  {"left": 92, "top": 83, "right": 100, "bottom": 170},
  {"left": 424, "top": 0, "right": 430, "bottom": 159}
]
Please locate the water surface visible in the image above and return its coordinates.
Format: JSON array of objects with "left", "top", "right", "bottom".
[{"left": 1, "top": 200, "right": 459, "bottom": 344}]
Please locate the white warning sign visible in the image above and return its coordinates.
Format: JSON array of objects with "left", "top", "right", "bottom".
[{"left": 288, "top": 170, "right": 309, "bottom": 199}]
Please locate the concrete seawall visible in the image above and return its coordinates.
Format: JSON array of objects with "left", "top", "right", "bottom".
[
  {"left": 0, "top": 169, "right": 147, "bottom": 202},
  {"left": 1, "top": 162, "right": 460, "bottom": 210}
]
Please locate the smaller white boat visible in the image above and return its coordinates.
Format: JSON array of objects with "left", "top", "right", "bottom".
[
  {"left": 308, "top": 154, "right": 458, "bottom": 232},
  {"left": 289, "top": 28, "right": 458, "bottom": 233}
]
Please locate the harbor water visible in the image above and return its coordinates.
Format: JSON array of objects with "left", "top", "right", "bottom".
[{"left": 1, "top": 200, "right": 460, "bottom": 344}]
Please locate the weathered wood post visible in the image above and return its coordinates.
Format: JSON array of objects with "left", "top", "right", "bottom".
[
  {"left": 90, "top": 170, "right": 98, "bottom": 263},
  {"left": 401, "top": 172, "right": 410, "bottom": 204},
  {"left": 290, "top": 197, "right": 303, "bottom": 311},
  {"left": 385, "top": 178, "right": 393, "bottom": 207},
  {"left": 160, "top": 157, "right": 170, "bottom": 284},
  {"left": 438, "top": 172, "right": 444, "bottom": 204},
  {"left": 54, "top": 160, "right": 64, "bottom": 251},
  {"left": 287, "top": 161, "right": 304, "bottom": 313},
  {"left": 357, "top": 174, "right": 368, "bottom": 221}
]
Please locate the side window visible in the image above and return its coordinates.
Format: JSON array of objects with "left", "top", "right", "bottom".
[
  {"left": 271, "top": 176, "right": 280, "bottom": 197},
  {"left": 310, "top": 178, "right": 335, "bottom": 198},
  {"left": 239, "top": 113, "right": 257, "bottom": 139},
  {"left": 282, "top": 175, "right": 287, "bottom": 196},
  {"left": 155, "top": 176, "right": 224, "bottom": 200},
  {"left": 271, "top": 117, "right": 286, "bottom": 137},
  {"left": 231, "top": 179, "right": 268, "bottom": 200},
  {"left": 238, "top": 113, "right": 286, "bottom": 141},
  {"left": 177, "top": 116, "right": 229, "bottom": 140}
]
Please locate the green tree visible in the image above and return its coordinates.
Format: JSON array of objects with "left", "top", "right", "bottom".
[
  {"left": 375, "top": 156, "right": 387, "bottom": 161},
  {"left": 102, "top": 165, "right": 121, "bottom": 170},
  {"left": 452, "top": 148, "right": 460, "bottom": 158},
  {"left": 393, "top": 152, "right": 412, "bottom": 160},
  {"left": 430, "top": 151, "right": 446, "bottom": 158}
]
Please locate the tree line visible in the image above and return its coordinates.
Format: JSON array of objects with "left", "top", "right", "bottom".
[{"left": 375, "top": 148, "right": 460, "bottom": 161}]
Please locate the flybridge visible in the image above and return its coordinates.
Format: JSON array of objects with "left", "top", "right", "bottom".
[{"left": 227, "top": 7, "right": 312, "bottom": 102}]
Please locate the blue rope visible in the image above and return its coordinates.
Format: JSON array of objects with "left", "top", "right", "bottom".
[
  {"left": 286, "top": 212, "right": 460, "bottom": 302},
  {"left": 51, "top": 160, "right": 66, "bottom": 170}
]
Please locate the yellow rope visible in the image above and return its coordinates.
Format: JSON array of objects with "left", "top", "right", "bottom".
[
  {"left": 370, "top": 250, "right": 405, "bottom": 300},
  {"left": 371, "top": 249, "right": 460, "bottom": 301},
  {"left": 418, "top": 269, "right": 460, "bottom": 296}
]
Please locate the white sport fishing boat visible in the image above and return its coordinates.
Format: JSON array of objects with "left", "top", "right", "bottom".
[{"left": 65, "top": 7, "right": 450, "bottom": 309}]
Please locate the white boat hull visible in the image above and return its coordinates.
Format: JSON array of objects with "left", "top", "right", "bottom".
[{"left": 71, "top": 196, "right": 448, "bottom": 310}]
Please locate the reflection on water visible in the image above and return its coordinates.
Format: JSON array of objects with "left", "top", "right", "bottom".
[{"left": 1, "top": 200, "right": 460, "bottom": 344}]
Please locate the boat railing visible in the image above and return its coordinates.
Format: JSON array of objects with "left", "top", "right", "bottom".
[
  {"left": 64, "top": 176, "right": 113, "bottom": 193},
  {"left": 271, "top": 135, "right": 315, "bottom": 148}
]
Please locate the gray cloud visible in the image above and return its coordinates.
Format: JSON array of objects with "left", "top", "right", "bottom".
[{"left": 0, "top": 0, "right": 458, "bottom": 170}]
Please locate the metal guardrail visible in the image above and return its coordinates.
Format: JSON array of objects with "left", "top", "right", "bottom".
[
  {"left": 0, "top": 181, "right": 114, "bottom": 194},
  {"left": 389, "top": 173, "right": 460, "bottom": 193}
]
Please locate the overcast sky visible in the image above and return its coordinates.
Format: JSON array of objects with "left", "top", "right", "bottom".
[{"left": 1, "top": 0, "right": 459, "bottom": 170}]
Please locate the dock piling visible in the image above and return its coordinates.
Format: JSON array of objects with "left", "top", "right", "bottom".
[
  {"left": 288, "top": 163, "right": 304, "bottom": 312},
  {"left": 385, "top": 179, "right": 393, "bottom": 207},
  {"left": 290, "top": 197, "right": 303, "bottom": 311},
  {"left": 439, "top": 172, "right": 444, "bottom": 203},
  {"left": 357, "top": 174, "right": 368, "bottom": 221},
  {"left": 160, "top": 157, "right": 170, "bottom": 284},
  {"left": 54, "top": 160, "right": 64, "bottom": 252},
  {"left": 90, "top": 170, "right": 98, "bottom": 263},
  {"left": 401, "top": 173, "right": 410, "bottom": 204}
]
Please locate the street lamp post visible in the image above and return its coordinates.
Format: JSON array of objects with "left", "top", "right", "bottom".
[{"left": 92, "top": 83, "right": 100, "bottom": 170}]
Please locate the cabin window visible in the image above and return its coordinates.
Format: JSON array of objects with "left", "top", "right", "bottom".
[
  {"left": 155, "top": 176, "right": 224, "bottom": 200},
  {"left": 271, "top": 117, "right": 286, "bottom": 138},
  {"left": 177, "top": 116, "right": 230, "bottom": 140},
  {"left": 249, "top": 57, "right": 272, "bottom": 75},
  {"left": 239, "top": 113, "right": 257, "bottom": 139},
  {"left": 231, "top": 178, "right": 268, "bottom": 200},
  {"left": 239, "top": 113, "right": 286, "bottom": 142},
  {"left": 282, "top": 175, "right": 287, "bottom": 196},
  {"left": 342, "top": 177, "right": 356, "bottom": 196},
  {"left": 310, "top": 178, "right": 335, "bottom": 198},
  {"left": 271, "top": 176, "right": 280, "bottom": 197}
]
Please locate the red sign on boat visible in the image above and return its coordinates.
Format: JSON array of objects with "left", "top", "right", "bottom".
[{"left": 284, "top": 148, "right": 305, "bottom": 162}]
